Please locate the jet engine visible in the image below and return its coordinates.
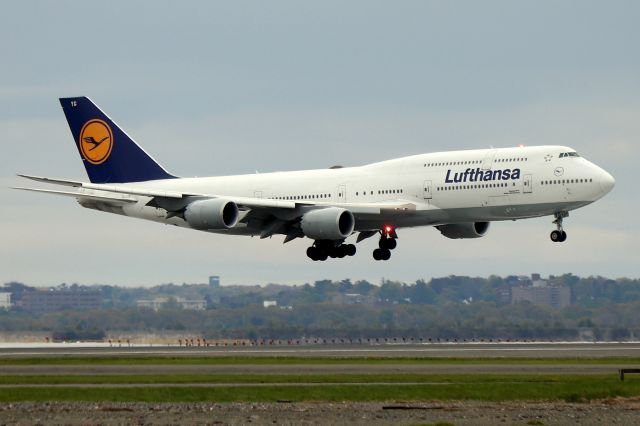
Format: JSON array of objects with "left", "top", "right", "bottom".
[
  {"left": 301, "top": 207, "right": 355, "bottom": 240},
  {"left": 436, "top": 222, "right": 490, "bottom": 239},
  {"left": 184, "top": 199, "right": 239, "bottom": 230}
]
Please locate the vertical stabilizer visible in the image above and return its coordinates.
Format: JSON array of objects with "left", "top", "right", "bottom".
[{"left": 59, "top": 97, "right": 176, "bottom": 183}]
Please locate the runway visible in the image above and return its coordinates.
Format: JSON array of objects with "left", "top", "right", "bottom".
[
  {"left": 1, "top": 342, "right": 639, "bottom": 359},
  {"left": 0, "top": 362, "right": 635, "bottom": 376}
]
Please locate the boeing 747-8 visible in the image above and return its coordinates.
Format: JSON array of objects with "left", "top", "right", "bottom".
[{"left": 16, "top": 97, "right": 615, "bottom": 261}]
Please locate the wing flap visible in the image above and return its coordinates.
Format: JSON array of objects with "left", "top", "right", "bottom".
[{"left": 81, "top": 183, "right": 185, "bottom": 199}]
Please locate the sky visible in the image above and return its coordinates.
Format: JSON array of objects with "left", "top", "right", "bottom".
[{"left": 1, "top": 1, "right": 639, "bottom": 287}]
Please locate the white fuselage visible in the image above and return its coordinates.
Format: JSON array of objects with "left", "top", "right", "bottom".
[{"left": 84, "top": 145, "right": 614, "bottom": 237}]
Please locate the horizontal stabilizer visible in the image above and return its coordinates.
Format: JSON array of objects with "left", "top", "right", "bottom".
[
  {"left": 17, "top": 174, "right": 83, "bottom": 187},
  {"left": 13, "top": 187, "right": 138, "bottom": 204}
]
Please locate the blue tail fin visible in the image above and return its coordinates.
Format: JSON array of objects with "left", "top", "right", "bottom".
[{"left": 59, "top": 97, "right": 176, "bottom": 183}]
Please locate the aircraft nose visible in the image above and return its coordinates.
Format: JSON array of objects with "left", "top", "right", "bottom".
[{"left": 599, "top": 169, "right": 615, "bottom": 195}]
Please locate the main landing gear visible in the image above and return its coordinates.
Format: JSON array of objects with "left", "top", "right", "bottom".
[
  {"left": 550, "top": 211, "right": 568, "bottom": 243},
  {"left": 373, "top": 226, "right": 397, "bottom": 261},
  {"left": 307, "top": 240, "right": 356, "bottom": 261}
]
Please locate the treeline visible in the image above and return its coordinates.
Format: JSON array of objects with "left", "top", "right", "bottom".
[
  {"left": 6, "top": 274, "right": 640, "bottom": 309},
  {"left": 0, "top": 300, "right": 639, "bottom": 341},
  {"left": 2, "top": 274, "right": 640, "bottom": 341}
]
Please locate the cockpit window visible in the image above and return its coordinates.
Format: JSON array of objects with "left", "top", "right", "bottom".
[{"left": 559, "top": 152, "right": 580, "bottom": 158}]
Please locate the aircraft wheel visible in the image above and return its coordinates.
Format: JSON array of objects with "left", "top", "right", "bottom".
[
  {"left": 336, "top": 246, "right": 347, "bottom": 258},
  {"left": 379, "top": 237, "right": 397, "bottom": 250},
  {"left": 380, "top": 248, "right": 391, "bottom": 260},
  {"left": 379, "top": 238, "right": 387, "bottom": 249},
  {"left": 550, "top": 230, "right": 562, "bottom": 242},
  {"left": 373, "top": 248, "right": 382, "bottom": 261},
  {"left": 306, "top": 246, "right": 318, "bottom": 260},
  {"left": 559, "top": 231, "right": 567, "bottom": 242},
  {"left": 345, "top": 244, "right": 356, "bottom": 256},
  {"left": 385, "top": 238, "right": 397, "bottom": 250}
]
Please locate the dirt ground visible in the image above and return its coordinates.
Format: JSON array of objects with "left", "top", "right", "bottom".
[{"left": 1, "top": 399, "right": 639, "bottom": 425}]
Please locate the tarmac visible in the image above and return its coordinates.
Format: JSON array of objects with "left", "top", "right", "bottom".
[
  {"left": 0, "top": 362, "right": 635, "bottom": 376},
  {"left": 0, "top": 342, "right": 638, "bottom": 377},
  {"left": 1, "top": 341, "right": 640, "bottom": 358}
]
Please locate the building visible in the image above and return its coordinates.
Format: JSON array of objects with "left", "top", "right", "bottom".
[
  {"left": 511, "top": 285, "right": 571, "bottom": 309},
  {"left": 0, "top": 292, "right": 11, "bottom": 309},
  {"left": 263, "top": 300, "right": 277, "bottom": 308},
  {"left": 331, "top": 293, "right": 376, "bottom": 305},
  {"left": 209, "top": 275, "right": 220, "bottom": 287},
  {"left": 136, "top": 297, "right": 206, "bottom": 311},
  {"left": 20, "top": 289, "right": 102, "bottom": 314},
  {"left": 496, "top": 285, "right": 512, "bottom": 304}
]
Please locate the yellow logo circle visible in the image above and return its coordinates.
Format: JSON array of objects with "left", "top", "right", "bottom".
[{"left": 79, "top": 119, "right": 113, "bottom": 164}]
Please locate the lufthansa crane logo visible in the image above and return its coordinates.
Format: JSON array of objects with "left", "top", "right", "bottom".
[{"left": 79, "top": 119, "right": 113, "bottom": 164}]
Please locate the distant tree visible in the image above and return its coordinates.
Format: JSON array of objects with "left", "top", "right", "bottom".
[
  {"left": 379, "top": 281, "right": 403, "bottom": 302},
  {"left": 2, "top": 282, "right": 34, "bottom": 302},
  {"left": 314, "top": 280, "right": 337, "bottom": 294},
  {"left": 410, "top": 279, "right": 436, "bottom": 304},
  {"left": 338, "top": 279, "right": 353, "bottom": 293},
  {"left": 353, "top": 280, "right": 375, "bottom": 295}
]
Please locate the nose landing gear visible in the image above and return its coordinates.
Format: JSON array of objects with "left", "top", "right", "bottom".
[
  {"left": 550, "top": 211, "right": 568, "bottom": 242},
  {"left": 373, "top": 226, "right": 397, "bottom": 261}
]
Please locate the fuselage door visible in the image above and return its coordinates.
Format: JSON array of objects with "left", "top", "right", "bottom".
[
  {"left": 423, "top": 180, "right": 433, "bottom": 199},
  {"left": 481, "top": 149, "right": 497, "bottom": 170},
  {"left": 338, "top": 185, "right": 346, "bottom": 203},
  {"left": 254, "top": 191, "right": 263, "bottom": 199},
  {"left": 523, "top": 174, "right": 532, "bottom": 193}
]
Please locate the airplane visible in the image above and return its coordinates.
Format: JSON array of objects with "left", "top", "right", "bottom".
[{"left": 15, "top": 97, "right": 615, "bottom": 261}]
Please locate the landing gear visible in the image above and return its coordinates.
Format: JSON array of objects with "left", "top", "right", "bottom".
[
  {"left": 550, "top": 211, "right": 568, "bottom": 243},
  {"left": 373, "top": 226, "right": 398, "bottom": 261},
  {"left": 306, "top": 246, "right": 327, "bottom": 261},
  {"left": 307, "top": 241, "right": 356, "bottom": 261},
  {"left": 550, "top": 230, "right": 567, "bottom": 242},
  {"left": 373, "top": 248, "right": 391, "bottom": 261},
  {"left": 379, "top": 237, "right": 396, "bottom": 250}
]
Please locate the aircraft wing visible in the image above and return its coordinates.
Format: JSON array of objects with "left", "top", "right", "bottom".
[
  {"left": 17, "top": 174, "right": 296, "bottom": 210},
  {"left": 16, "top": 174, "right": 424, "bottom": 242},
  {"left": 16, "top": 174, "right": 419, "bottom": 213}
]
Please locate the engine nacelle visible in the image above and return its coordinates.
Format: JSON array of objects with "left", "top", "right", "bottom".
[
  {"left": 184, "top": 199, "right": 239, "bottom": 230},
  {"left": 301, "top": 207, "right": 355, "bottom": 240},
  {"left": 436, "top": 222, "right": 490, "bottom": 239}
]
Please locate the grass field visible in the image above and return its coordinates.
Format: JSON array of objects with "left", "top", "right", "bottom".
[
  {"left": 1, "top": 356, "right": 639, "bottom": 403},
  {"left": 1, "top": 356, "right": 640, "bottom": 365},
  {"left": 1, "top": 377, "right": 639, "bottom": 403}
]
